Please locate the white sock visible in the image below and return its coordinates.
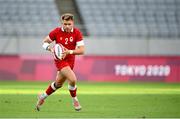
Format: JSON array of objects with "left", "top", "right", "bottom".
[
  {"left": 40, "top": 92, "right": 48, "bottom": 99},
  {"left": 68, "top": 84, "right": 77, "bottom": 90},
  {"left": 51, "top": 82, "right": 57, "bottom": 90},
  {"left": 73, "top": 96, "right": 78, "bottom": 100}
]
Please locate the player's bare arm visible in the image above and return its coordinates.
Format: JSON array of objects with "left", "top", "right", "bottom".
[
  {"left": 72, "top": 45, "right": 85, "bottom": 55},
  {"left": 42, "top": 36, "right": 54, "bottom": 53},
  {"left": 63, "top": 45, "right": 85, "bottom": 55},
  {"left": 62, "top": 45, "right": 85, "bottom": 59}
]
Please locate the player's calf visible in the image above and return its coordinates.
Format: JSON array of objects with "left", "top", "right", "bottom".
[
  {"left": 68, "top": 85, "right": 82, "bottom": 111},
  {"left": 35, "top": 82, "right": 61, "bottom": 111}
]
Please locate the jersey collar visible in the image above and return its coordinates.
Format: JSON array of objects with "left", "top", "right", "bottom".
[{"left": 61, "top": 27, "right": 74, "bottom": 32}]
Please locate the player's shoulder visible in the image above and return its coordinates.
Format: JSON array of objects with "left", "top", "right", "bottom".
[
  {"left": 54, "top": 27, "right": 61, "bottom": 31},
  {"left": 73, "top": 27, "right": 82, "bottom": 34},
  {"left": 51, "top": 27, "right": 61, "bottom": 33}
]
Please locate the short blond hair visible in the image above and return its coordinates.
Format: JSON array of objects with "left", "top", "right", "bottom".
[{"left": 61, "top": 13, "right": 74, "bottom": 21}]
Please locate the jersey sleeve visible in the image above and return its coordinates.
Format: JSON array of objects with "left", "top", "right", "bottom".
[
  {"left": 76, "top": 29, "right": 84, "bottom": 46},
  {"left": 49, "top": 28, "right": 58, "bottom": 41},
  {"left": 76, "top": 29, "right": 83, "bottom": 42}
]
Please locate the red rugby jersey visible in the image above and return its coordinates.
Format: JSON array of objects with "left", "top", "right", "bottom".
[{"left": 49, "top": 27, "right": 83, "bottom": 61}]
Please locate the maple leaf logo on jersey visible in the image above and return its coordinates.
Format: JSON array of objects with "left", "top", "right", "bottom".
[{"left": 70, "top": 37, "right": 73, "bottom": 42}]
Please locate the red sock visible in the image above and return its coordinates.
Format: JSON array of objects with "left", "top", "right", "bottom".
[
  {"left": 69, "top": 88, "right": 77, "bottom": 97},
  {"left": 45, "top": 82, "right": 56, "bottom": 95}
]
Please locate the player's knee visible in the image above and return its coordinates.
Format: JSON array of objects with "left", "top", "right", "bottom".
[
  {"left": 69, "top": 79, "right": 77, "bottom": 86},
  {"left": 55, "top": 82, "right": 63, "bottom": 89},
  {"left": 56, "top": 85, "right": 62, "bottom": 89}
]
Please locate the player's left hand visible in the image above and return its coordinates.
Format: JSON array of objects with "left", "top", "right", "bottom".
[{"left": 62, "top": 48, "right": 71, "bottom": 59}]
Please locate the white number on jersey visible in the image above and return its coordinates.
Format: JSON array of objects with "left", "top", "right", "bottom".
[
  {"left": 64, "top": 37, "right": 74, "bottom": 45},
  {"left": 65, "top": 38, "right": 68, "bottom": 45}
]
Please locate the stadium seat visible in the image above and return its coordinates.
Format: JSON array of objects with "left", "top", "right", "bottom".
[
  {"left": 76, "top": 0, "right": 180, "bottom": 38},
  {"left": 0, "top": 0, "right": 59, "bottom": 37}
]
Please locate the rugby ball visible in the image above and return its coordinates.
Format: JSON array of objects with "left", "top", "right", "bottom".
[{"left": 53, "top": 44, "right": 65, "bottom": 60}]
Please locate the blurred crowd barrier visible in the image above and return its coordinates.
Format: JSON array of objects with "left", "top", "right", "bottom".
[{"left": 0, "top": 55, "right": 180, "bottom": 82}]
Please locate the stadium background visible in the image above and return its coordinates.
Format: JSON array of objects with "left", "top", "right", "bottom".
[
  {"left": 0, "top": 0, "right": 180, "bottom": 118},
  {"left": 0, "top": 0, "right": 180, "bottom": 82}
]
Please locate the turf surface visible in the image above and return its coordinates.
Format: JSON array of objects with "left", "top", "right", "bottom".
[{"left": 0, "top": 81, "right": 180, "bottom": 118}]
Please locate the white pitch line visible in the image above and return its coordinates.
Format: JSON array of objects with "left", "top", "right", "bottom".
[{"left": 0, "top": 89, "right": 180, "bottom": 95}]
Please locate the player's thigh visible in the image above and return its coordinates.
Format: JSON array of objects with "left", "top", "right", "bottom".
[
  {"left": 55, "top": 71, "right": 67, "bottom": 86},
  {"left": 60, "top": 66, "right": 77, "bottom": 83}
]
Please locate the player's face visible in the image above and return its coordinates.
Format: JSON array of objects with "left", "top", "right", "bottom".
[{"left": 62, "top": 20, "right": 74, "bottom": 33}]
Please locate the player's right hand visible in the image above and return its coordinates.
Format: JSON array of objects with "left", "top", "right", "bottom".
[
  {"left": 47, "top": 47, "right": 54, "bottom": 53},
  {"left": 61, "top": 48, "right": 68, "bottom": 60}
]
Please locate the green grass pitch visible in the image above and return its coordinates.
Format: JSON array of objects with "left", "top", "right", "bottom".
[{"left": 0, "top": 80, "right": 180, "bottom": 118}]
